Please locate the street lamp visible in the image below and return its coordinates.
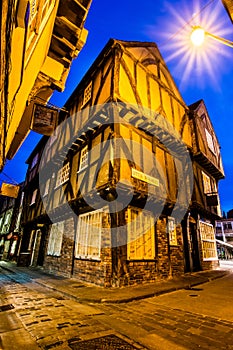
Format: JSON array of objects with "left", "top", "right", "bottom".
[{"left": 191, "top": 26, "right": 233, "bottom": 48}]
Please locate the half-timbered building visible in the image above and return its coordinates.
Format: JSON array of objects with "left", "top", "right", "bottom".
[
  {"left": 186, "top": 100, "right": 224, "bottom": 272},
  {"left": 0, "top": 183, "right": 24, "bottom": 261},
  {"left": 19, "top": 39, "right": 224, "bottom": 287}
]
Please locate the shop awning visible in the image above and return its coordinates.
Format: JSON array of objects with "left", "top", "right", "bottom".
[{"left": 216, "top": 239, "right": 233, "bottom": 249}]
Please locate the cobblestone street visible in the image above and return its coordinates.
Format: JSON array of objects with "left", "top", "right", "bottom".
[
  {"left": 0, "top": 268, "right": 144, "bottom": 350},
  {"left": 1, "top": 265, "right": 233, "bottom": 349}
]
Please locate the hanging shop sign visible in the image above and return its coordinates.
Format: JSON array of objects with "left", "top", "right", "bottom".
[
  {"left": 0, "top": 183, "right": 20, "bottom": 198},
  {"left": 31, "top": 103, "right": 58, "bottom": 136}
]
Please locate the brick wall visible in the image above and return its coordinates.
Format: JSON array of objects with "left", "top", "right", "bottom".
[
  {"left": 73, "top": 211, "right": 112, "bottom": 287},
  {"left": 202, "top": 260, "right": 219, "bottom": 270},
  {"left": 42, "top": 210, "right": 187, "bottom": 287},
  {"left": 114, "top": 214, "right": 185, "bottom": 287},
  {"left": 43, "top": 218, "right": 74, "bottom": 277},
  {"left": 170, "top": 224, "right": 185, "bottom": 276}
]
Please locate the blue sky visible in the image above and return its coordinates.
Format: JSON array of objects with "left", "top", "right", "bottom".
[{"left": 1, "top": 0, "right": 233, "bottom": 214}]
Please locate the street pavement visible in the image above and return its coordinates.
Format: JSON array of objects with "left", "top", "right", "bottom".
[
  {"left": 0, "top": 260, "right": 229, "bottom": 303},
  {"left": 0, "top": 260, "right": 233, "bottom": 349}
]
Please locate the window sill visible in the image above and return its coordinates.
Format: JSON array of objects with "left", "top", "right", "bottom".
[
  {"left": 77, "top": 166, "right": 88, "bottom": 173},
  {"left": 75, "top": 256, "right": 101, "bottom": 262},
  {"left": 47, "top": 254, "right": 61, "bottom": 257},
  {"left": 126, "top": 258, "right": 157, "bottom": 262},
  {"left": 54, "top": 180, "right": 69, "bottom": 189}
]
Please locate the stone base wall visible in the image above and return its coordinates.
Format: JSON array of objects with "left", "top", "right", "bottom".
[
  {"left": 73, "top": 248, "right": 112, "bottom": 287},
  {"left": 73, "top": 246, "right": 112, "bottom": 287},
  {"left": 125, "top": 260, "right": 159, "bottom": 286},
  {"left": 41, "top": 208, "right": 221, "bottom": 287},
  {"left": 170, "top": 224, "right": 185, "bottom": 276},
  {"left": 43, "top": 218, "right": 74, "bottom": 277},
  {"left": 73, "top": 210, "right": 112, "bottom": 287},
  {"left": 202, "top": 259, "right": 219, "bottom": 271},
  {"left": 113, "top": 216, "right": 186, "bottom": 287}
]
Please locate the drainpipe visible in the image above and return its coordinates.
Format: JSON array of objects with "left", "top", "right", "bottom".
[
  {"left": 30, "top": 229, "right": 38, "bottom": 266},
  {"left": 187, "top": 212, "right": 193, "bottom": 272},
  {"left": 196, "top": 214, "right": 202, "bottom": 270}
]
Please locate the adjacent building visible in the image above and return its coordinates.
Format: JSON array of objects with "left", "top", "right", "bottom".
[
  {"left": 216, "top": 211, "right": 233, "bottom": 259},
  {"left": 188, "top": 99, "right": 224, "bottom": 271},
  {"left": 19, "top": 39, "right": 224, "bottom": 287},
  {"left": 0, "top": 0, "right": 92, "bottom": 170},
  {"left": 0, "top": 183, "right": 24, "bottom": 260}
]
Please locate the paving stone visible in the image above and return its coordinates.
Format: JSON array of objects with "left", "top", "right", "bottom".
[{"left": 1, "top": 264, "right": 233, "bottom": 350}]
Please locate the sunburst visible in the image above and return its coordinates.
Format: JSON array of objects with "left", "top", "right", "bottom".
[{"left": 147, "top": 0, "right": 233, "bottom": 90}]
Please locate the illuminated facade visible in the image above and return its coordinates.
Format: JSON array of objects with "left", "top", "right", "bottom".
[
  {"left": 188, "top": 100, "right": 224, "bottom": 271},
  {"left": 0, "top": 184, "right": 24, "bottom": 260},
  {"left": 216, "top": 214, "right": 233, "bottom": 259},
  {"left": 19, "top": 40, "right": 224, "bottom": 286},
  {"left": 0, "top": 0, "right": 92, "bottom": 170},
  {"left": 222, "top": 0, "right": 233, "bottom": 23}
]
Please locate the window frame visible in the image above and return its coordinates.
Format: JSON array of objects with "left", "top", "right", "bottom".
[
  {"left": 47, "top": 221, "right": 64, "bottom": 256},
  {"left": 223, "top": 222, "right": 232, "bottom": 231},
  {"left": 55, "top": 162, "right": 70, "bottom": 188},
  {"left": 75, "top": 209, "right": 102, "bottom": 260},
  {"left": 127, "top": 207, "right": 155, "bottom": 260},
  {"left": 199, "top": 221, "right": 218, "bottom": 261},
  {"left": 78, "top": 145, "right": 89, "bottom": 172},
  {"left": 202, "top": 171, "right": 212, "bottom": 194},
  {"left": 30, "top": 189, "right": 38, "bottom": 205},
  {"left": 81, "top": 81, "right": 92, "bottom": 108},
  {"left": 43, "top": 178, "right": 50, "bottom": 196},
  {"left": 26, "top": 0, "right": 55, "bottom": 64},
  {"left": 205, "top": 128, "right": 216, "bottom": 155},
  {"left": 167, "top": 217, "right": 178, "bottom": 246}
]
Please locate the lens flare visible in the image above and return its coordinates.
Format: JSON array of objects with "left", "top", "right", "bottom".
[{"left": 146, "top": 0, "right": 233, "bottom": 90}]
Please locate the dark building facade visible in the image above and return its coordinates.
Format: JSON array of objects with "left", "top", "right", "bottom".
[
  {"left": 19, "top": 39, "right": 224, "bottom": 287},
  {"left": 0, "top": 183, "right": 24, "bottom": 260}
]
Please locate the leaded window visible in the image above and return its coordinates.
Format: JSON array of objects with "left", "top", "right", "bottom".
[
  {"left": 55, "top": 163, "right": 70, "bottom": 187},
  {"left": 81, "top": 81, "right": 92, "bottom": 107},
  {"left": 47, "top": 221, "right": 64, "bottom": 256},
  {"left": 127, "top": 208, "right": 155, "bottom": 260},
  {"left": 79, "top": 145, "right": 88, "bottom": 171},
  {"left": 75, "top": 210, "right": 102, "bottom": 260},
  {"left": 202, "top": 171, "right": 211, "bottom": 194},
  {"left": 199, "top": 221, "right": 218, "bottom": 261},
  {"left": 167, "top": 217, "right": 177, "bottom": 246}
]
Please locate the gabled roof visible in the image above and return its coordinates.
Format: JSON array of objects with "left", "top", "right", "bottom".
[
  {"left": 188, "top": 99, "right": 219, "bottom": 143},
  {"left": 64, "top": 38, "right": 185, "bottom": 108},
  {"left": 189, "top": 99, "right": 203, "bottom": 111}
]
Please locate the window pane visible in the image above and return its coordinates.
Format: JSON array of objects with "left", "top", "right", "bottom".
[
  {"left": 47, "top": 221, "right": 64, "bottom": 256},
  {"left": 127, "top": 208, "right": 155, "bottom": 260},
  {"left": 79, "top": 145, "right": 88, "bottom": 171},
  {"left": 205, "top": 128, "right": 215, "bottom": 154},
  {"left": 202, "top": 171, "right": 211, "bottom": 194},
  {"left": 199, "top": 221, "right": 217, "bottom": 261},
  {"left": 76, "top": 210, "right": 102, "bottom": 259},
  {"left": 81, "top": 81, "right": 92, "bottom": 107},
  {"left": 167, "top": 217, "right": 177, "bottom": 246},
  {"left": 55, "top": 163, "right": 70, "bottom": 187}
]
